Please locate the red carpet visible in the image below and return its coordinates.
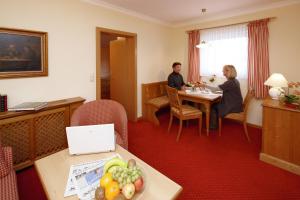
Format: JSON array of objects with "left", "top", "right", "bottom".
[{"left": 17, "top": 112, "right": 300, "bottom": 200}]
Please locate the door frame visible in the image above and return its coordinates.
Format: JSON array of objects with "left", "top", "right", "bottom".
[{"left": 96, "top": 27, "right": 137, "bottom": 121}]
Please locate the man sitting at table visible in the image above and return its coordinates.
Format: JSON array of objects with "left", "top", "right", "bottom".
[
  {"left": 201, "top": 65, "right": 243, "bottom": 129},
  {"left": 168, "top": 62, "right": 186, "bottom": 90}
]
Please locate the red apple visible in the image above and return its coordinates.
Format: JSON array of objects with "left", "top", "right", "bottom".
[{"left": 134, "top": 177, "right": 144, "bottom": 192}]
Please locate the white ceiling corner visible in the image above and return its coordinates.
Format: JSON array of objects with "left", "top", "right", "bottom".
[{"left": 82, "top": 0, "right": 172, "bottom": 26}]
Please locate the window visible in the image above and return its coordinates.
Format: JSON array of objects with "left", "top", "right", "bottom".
[{"left": 200, "top": 24, "right": 248, "bottom": 79}]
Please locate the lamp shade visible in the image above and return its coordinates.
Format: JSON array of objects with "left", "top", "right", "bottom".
[{"left": 264, "top": 73, "right": 288, "bottom": 87}]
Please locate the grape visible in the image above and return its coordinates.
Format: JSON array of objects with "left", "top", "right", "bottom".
[
  {"left": 134, "top": 175, "right": 139, "bottom": 180},
  {"left": 111, "top": 165, "right": 143, "bottom": 185},
  {"left": 118, "top": 177, "right": 122, "bottom": 183}
]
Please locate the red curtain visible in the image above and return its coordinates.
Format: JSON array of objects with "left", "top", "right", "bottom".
[
  {"left": 187, "top": 30, "right": 200, "bottom": 82},
  {"left": 247, "top": 19, "right": 270, "bottom": 98}
]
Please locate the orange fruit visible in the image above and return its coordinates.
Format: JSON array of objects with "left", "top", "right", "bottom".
[
  {"left": 100, "top": 172, "right": 113, "bottom": 189},
  {"left": 105, "top": 181, "right": 120, "bottom": 200}
]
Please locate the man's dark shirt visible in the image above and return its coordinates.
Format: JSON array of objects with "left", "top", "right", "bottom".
[{"left": 168, "top": 71, "right": 185, "bottom": 90}]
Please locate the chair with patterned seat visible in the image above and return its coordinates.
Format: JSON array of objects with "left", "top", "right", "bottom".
[
  {"left": 71, "top": 99, "right": 128, "bottom": 149},
  {"left": 218, "top": 90, "right": 254, "bottom": 142},
  {"left": 165, "top": 86, "right": 203, "bottom": 141}
]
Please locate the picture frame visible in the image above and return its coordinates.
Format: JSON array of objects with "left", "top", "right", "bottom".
[{"left": 0, "top": 27, "right": 48, "bottom": 79}]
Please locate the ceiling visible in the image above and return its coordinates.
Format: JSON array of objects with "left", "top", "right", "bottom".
[{"left": 84, "top": 0, "right": 299, "bottom": 26}]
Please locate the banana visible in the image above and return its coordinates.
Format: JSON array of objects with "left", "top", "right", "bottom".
[
  {"left": 107, "top": 166, "right": 118, "bottom": 173},
  {"left": 103, "top": 157, "right": 127, "bottom": 175}
]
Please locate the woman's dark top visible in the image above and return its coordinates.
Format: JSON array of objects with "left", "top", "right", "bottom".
[
  {"left": 168, "top": 71, "right": 185, "bottom": 90},
  {"left": 218, "top": 78, "right": 243, "bottom": 117}
]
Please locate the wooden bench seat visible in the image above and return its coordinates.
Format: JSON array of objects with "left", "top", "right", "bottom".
[
  {"left": 147, "top": 96, "right": 169, "bottom": 108},
  {"left": 142, "top": 81, "right": 169, "bottom": 125}
]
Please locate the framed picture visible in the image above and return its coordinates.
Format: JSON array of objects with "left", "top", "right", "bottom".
[{"left": 0, "top": 27, "right": 48, "bottom": 79}]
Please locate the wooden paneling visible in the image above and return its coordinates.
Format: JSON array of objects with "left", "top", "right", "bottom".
[
  {"left": 0, "top": 97, "right": 85, "bottom": 170},
  {"left": 261, "top": 98, "right": 300, "bottom": 175}
]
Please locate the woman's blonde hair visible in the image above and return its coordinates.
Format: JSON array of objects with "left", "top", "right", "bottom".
[{"left": 223, "top": 65, "right": 237, "bottom": 79}]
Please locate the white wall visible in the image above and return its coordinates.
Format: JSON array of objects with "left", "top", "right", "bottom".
[
  {"left": 0, "top": 0, "right": 176, "bottom": 116},
  {"left": 172, "top": 3, "right": 300, "bottom": 126}
]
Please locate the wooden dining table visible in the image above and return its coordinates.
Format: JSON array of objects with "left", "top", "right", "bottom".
[{"left": 178, "top": 90, "right": 221, "bottom": 135}]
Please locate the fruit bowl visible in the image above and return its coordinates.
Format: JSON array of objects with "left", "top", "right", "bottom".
[{"left": 95, "top": 157, "right": 145, "bottom": 200}]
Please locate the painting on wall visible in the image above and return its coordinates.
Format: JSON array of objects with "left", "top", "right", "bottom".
[{"left": 0, "top": 28, "right": 48, "bottom": 79}]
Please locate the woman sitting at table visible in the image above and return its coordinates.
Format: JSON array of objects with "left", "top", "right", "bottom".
[{"left": 202, "top": 65, "right": 243, "bottom": 129}]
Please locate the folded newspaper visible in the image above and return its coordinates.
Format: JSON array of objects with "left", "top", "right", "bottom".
[{"left": 64, "top": 154, "right": 121, "bottom": 200}]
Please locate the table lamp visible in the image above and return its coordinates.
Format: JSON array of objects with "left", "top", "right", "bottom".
[{"left": 264, "top": 73, "right": 288, "bottom": 100}]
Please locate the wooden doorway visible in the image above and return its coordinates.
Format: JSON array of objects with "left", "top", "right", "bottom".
[{"left": 96, "top": 27, "right": 137, "bottom": 121}]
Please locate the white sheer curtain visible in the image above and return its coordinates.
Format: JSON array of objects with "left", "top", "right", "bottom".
[{"left": 200, "top": 24, "right": 248, "bottom": 79}]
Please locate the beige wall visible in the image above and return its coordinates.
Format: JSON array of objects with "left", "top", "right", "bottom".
[
  {"left": 173, "top": 3, "right": 300, "bottom": 126},
  {"left": 0, "top": 0, "right": 175, "bottom": 116},
  {"left": 1, "top": 0, "right": 299, "bottom": 125}
]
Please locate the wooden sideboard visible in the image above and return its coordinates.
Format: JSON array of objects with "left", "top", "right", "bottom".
[
  {"left": 261, "top": 98, "right": 300, "bottom": 175},
  {"left": 0, "top": 97, "right": 85, "bottom": 171}
]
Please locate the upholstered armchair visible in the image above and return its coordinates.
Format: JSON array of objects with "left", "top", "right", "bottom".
[
  {"left": 0, "top": 140, "right": 19, "bottom": 200},
  {"left": 70, "top": 100, "right": 128, "bottom": 149}
]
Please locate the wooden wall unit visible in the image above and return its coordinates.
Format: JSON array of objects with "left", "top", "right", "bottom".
[
  {"left": 0, "top": 97, "right": 85, "bottom": 171},
  {"left": 261, "top": 98, "right": 300, "bottom": 175}
]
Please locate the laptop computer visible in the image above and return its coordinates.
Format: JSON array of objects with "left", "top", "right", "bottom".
[{"left": 66, "top": 124, "right": 115, "bottom": 155}]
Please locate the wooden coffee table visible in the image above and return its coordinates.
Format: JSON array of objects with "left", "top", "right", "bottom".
[{"left": 34, "top": 145, "right": 182, "bottom": 200}]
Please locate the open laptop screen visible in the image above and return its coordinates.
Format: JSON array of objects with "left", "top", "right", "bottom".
[{"left": 66, "top": 124, "right": 115, "bottom": 155}]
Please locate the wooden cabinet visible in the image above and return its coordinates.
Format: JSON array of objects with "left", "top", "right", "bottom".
[
  {"left": 261, "top": 98, "right": 300, "bottom": 175},
  {"left": 0, "top": 97, "right": 85, "bottom": 170}
]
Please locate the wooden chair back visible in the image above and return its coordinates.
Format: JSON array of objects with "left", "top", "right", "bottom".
[
  {"left": 243, "top": 89, "right": 254, "bottom": 115},
  {"left": 165, "top": 86, "right": 182, "bottom": 111}
]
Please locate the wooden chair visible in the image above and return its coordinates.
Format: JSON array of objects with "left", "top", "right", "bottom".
[
  {"left": 165, "top": 86, "right": 203, "bottom": 142},
  {"left": 218, "top": 90, "right": 254, "bottom": 142}
]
